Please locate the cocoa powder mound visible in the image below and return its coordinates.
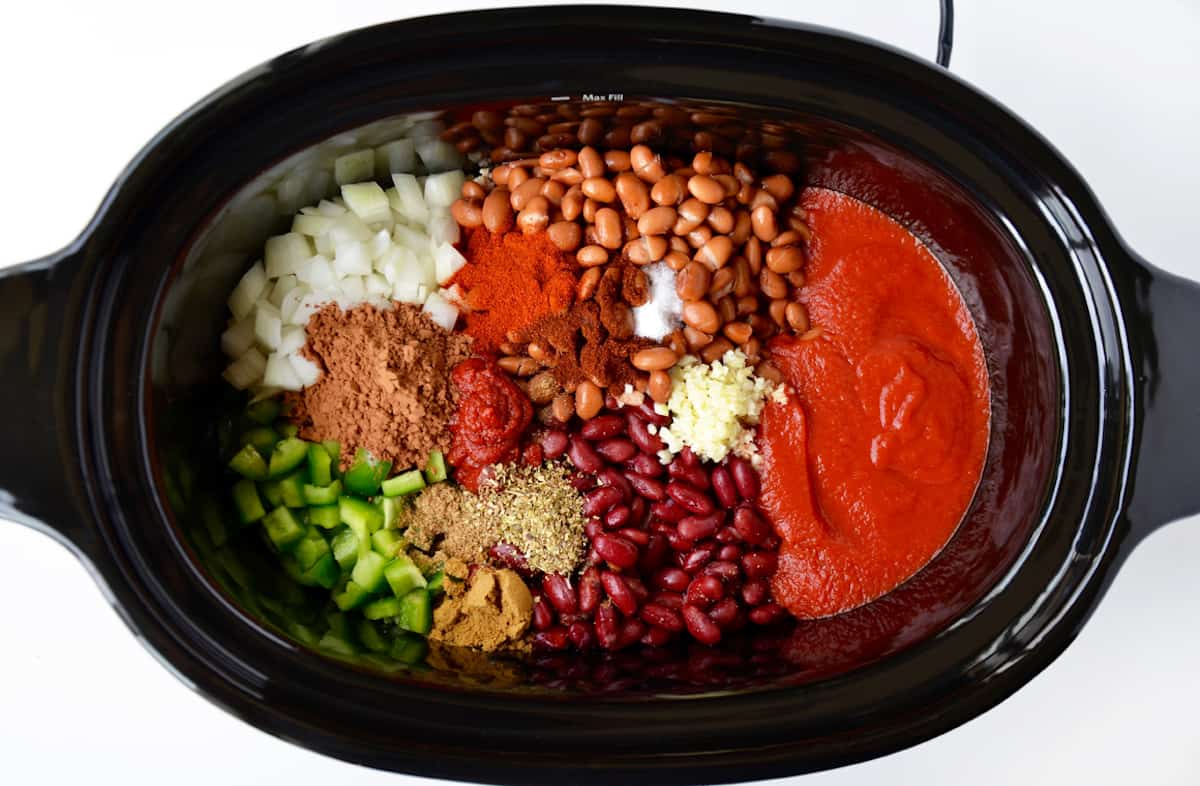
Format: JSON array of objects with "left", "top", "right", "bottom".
[{"left": 286, "top": 303, "right": 473, "bottom": 470}]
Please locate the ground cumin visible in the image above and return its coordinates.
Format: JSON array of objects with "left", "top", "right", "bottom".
[
  {"left": 429, "top": 566, "right": 533, "bottom": 652},
  {"left": 285, "top": 303, "right": 472, "bottom": 470},
  {"left": 400, "top": 483, "right": 499, "bottom": 563}
]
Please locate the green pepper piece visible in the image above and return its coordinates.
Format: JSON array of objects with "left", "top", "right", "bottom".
[
  {"left": 371, "top": 528, "right": 405, "bottom": 558},
  {"left": 339, "top": 496, "right": 383, "bottom": 559},
  {"left": 241, "top": 426, "right": 279, "bottom": 458},
  {"left": 317, "top": 632, "right": 357, "bottom": 656},
  {"left": 268, "top": 437, "right": 309, "bottom": 478},
  {"left": 286, "top": 620, "right": 321, "bottom": 646},
  {"left": 385, "top": 555, "right": 427, "bottom": 598},
  {"left": 307, "top": 503, "right": 341, "bottom": 529},
  {"left": 277, "top": 468, "right": 307, "bottom": 508},
  {"left": 357, "top": 619, "right": 390, "bottom": 652},
  {"left": 362, "top": 596, "right": 403, "bottom": 621},
  {"left": 308, "top": 443, "right": 333, "bottom": 486},
  {"left": 322, "top": 440, "right": 342, "bottom": 473},
  {"left": 342, "top": 448, "right": 392, "bottom": 496},
  {"left": 259, "top": 479, "right": 284, "bottom": 508},
  {"left": 325, "top": 610, "right": 352, "bottom": 639},
  {"left": 302, "top": 553, "right": 339, "bottom": 589},
  {"left": 232, "top": 479, "right": 266, "bottom": 524},
  {"left": 302, "top": 478, "right": 342, "bottom": 506},
  {"left": 389, "top": 633, "right": 428, "bottom": 665},
  {"left": 277, "top": 422, "right": 300, "bottom": 438},
  {"left": 396, "top": 588, "right": 432, "bottom": 635},
  {"left": 423, "top": 450, "right": 448, "bottom": 484},
  {"left": 294, "top": 530, "right": 332, "bottom": 571},
  {"left": 262, "top": 506, "right": 305, "bottom": 551},
  {"left": 333, "top": 578, "right": 371, "bottom": 611},
  {"left": 245, "top": 397, "right": 281, "bottom": 425},
  {"left": 378, "top": 496, "right": 404, "bottom": 530},
  {"left": 425, "top": 569, "right": 446, "bottom": 596},
  {"left": 229, "top": 444, "right": 268, "bottom": 480},
  {"left": 331, "top": 527, "right": 358, "bottom": 570},
  {"left": 381, "top": 469, "right": 425, "bottom": 498},
  {"left": 351, "top": 551, "right": 389, "bottom": 593}
]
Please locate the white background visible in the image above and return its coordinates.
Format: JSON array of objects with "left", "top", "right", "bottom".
[{"left": 2, "top": 1, "right": 1198, "bottom": 784}]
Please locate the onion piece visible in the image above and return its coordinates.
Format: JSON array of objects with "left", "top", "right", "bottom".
[
  {"left": 334, "top": 150, "right": 375, "bottom": 185},
  {"left": 288, "top": 353, "right": 322, "bottom": 387},
  {"left": 333, "top": 240, "right": 372, "bottom": 277},
  {"left": 433, "top": 241, "right": 467, "bottom": 284},
  {"left": 254, "top": 303, "right": 283, "bottom": 350},
  {"left": 424, "top": 170, "right": 465, "bottom": 209},
  {"left": 263, "top": 351, "right": 303, "bottom": 390},
  {"left": 295, "top": 255, "right": 335, "bottom": 290},
  {"left": 426, "top": 210, "right": 460, "bottom": 246},
  {"left": 422, "top": 291, "right": 459, "bottom": 331},
  {"left": 220, "top": 317, "right": 256, "bottom": 358},
  {"left": 227, "top": 261, "right": 266, "bottom": 320},
  {"left": 223, "top": 347, "right": 267, "bottom": 390},
  {"left": 415, "top": 138, "right": 464, "bottom": 173},
  {"left": 340, "top": 181, "right": 391, "bottom": 225},
  {"left": 264, "top": 233, "right": 312, "bottom": 279},
  {"left": 376, "top": 139, "right": 416, "bottom": 175},
  {"left": 390, "top": 173, "right": 430, "bottom": 226},
  {"left": 278, "top": 325, "right": 306, "bottom": 355}
]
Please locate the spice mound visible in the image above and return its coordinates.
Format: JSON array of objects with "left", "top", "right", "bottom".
[
  {"left": 286, "top": 303, "right": 472, "bottom": 470},
  {"left": 430, "top": 566, "right": 533, "bottom": 652},
  {"left": 464, "top": 462, "right": 587, "bottom": 576},
  {"left": 400, "top": 483, "right": 497, "bottom": 564},
  {"left": 453, "top": 228, "right": 578, "bottom": 353}
]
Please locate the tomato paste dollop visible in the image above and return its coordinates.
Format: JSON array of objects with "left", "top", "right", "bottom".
[
  {"left": 760, "top": 188, "right": 990, "bottom": 619},
  {"left": 448, "top": 358, "right": 533, "bottom": 492}
]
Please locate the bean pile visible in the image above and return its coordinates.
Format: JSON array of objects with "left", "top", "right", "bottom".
[
  {"left": 524, "top": 395, "right": 784, "bottom": 652},
  {"left": 450, "top": 144, "right": 813, "bottom": 410}
]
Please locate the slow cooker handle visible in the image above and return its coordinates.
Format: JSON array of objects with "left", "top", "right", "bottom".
[
  {"left": 0, "top": 247, "right": 96, "bottom": 557},
  {"left": 1126, "top": 256, "right": 1200, "bottom": 538}
]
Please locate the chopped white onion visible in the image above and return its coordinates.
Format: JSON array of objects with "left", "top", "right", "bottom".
[
  {"left": 333, "top": 240, "right": 372, "bottom": 277},
  {"left": 340, "top": 275, "right": 366, "bottom": 301},
  {"left": 288, "top": 291, "right": 333, "bottom": 326},
  {"left": 422, "top": 291, "right": 459, "bottom": 331},
  {"left": 415, "top": 138, "right": 464, "bottom": 173},
  {"left": 280, "top": 285, "right": 314, "bottom": 323},
  {"left": 424, "top": 170, "right": 465, "bottom": 209},
  {"left": 392, "top": 223, "right": 429, "bottom": 254},
  {"left": 426, "top": 210, "right": 460, "bottom": 246},
  {"left": 223, "top": 347, "right": 267, "bottom": 390},
  {"left": 341, "top": 181, "right": 391, "bottom": 224},
  {"left": 292, "top": 212, "right": 334, "bottom": 237},
  {"left": 368, "top": 228, "right": 392, "bottom": 260},
  {"left": 317, "top": 199, "right": 347, "bottom": 217},
  {"left": 333, "top": 149, "right": 375, "bottom": 185},
  {"left": 263, "top": 351, "right": 303, "bottom": 389},
  {"left": 220, "top": 317, "right": 256, "bottom": 358},
  {"left": 390, "top": 173, "right": 430, "bottom": 226},
  {"left": 376, "top": 139, "right": 416, "bottom": 175},
  {"left": 407, "top": 119, "right": 444, "bottom": 141},
  {"left": 227, "top": 261, "right": 266, "bottom": 320},
  {"left": 295, "top": 255, "right": 336, "bottom": 290},
  {"left": 278, "top": 325, "right": 306, "bottom": 354},
  {"left": 254, "top": 302, "right": 283, "bottom": 350},
  {"left": 314, "top": 232, "right": 334, "bottom": 256},
  {"left": 433, "top": 241, "right": 467, "bottom": 284},
  {"left": 393, "top": 280, "right": 423, "bottom": 304},
  {"left": 365, "top": 273, "right": 392, "bottom": 297},
  {"left": 264, "top": 233, "right": 312, "bottom": 279},
  {"left": 288, "top": 354, "right": 322, "bottom": 387}
]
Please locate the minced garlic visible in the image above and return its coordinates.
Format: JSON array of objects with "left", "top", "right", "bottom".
[{"left": 656, "top": 349, "right": 779, "bottom": 467}]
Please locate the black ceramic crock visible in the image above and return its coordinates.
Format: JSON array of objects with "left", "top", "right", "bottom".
[{"left": 2, "top": 6, "right": 1198, "bottom": 784}]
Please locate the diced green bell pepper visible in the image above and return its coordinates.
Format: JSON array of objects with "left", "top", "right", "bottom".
[
  {"left": 294, "top": 530, "right": 331, "bottom": 571},
  {"left": 302, "top": 478, "right": 342, "bottom": 506},
  {"left": 371, "top": 528, "right": 405, "bottom": 558},
  {"left": 389, "top": 633, "right": 428, "bottom": 665},
  {"left": 339, "top": 496, "right": 383, "bottom": 559},
  {"left": 277, "top": 468, "right": 307, "bottom": 508},
  {"left": 425, "top": 569, "right": 446, "bottom": 596},
  {"left": 259, "top": 479, "right": 284, "bottom": 508},
  {"left": 362, "top": 596, "right": 403, "bottom": 621},
  {"left": 424, "top": 450, "right": 448, "bottom": 483},
  {"left": 325, "top": 610, "right": 352, "bottom": 639},
  {"left": 308, "top": 442, "right": 333, "bottom": 486},
  {"left": 351, "top": 551, "right": 389, "bottom": 593},
  {"left": 232, "top": 478, "right": 266, "bottom": 524},
  {"left": 245, "top": 397, "right": 281, "bottom": 425},
  {"left": 331, "top": 527, "right": 358, "bottom": 570},
  {"left": 381, "top": 469, "right": 425, "bottom": 498},
  {"left": 200, "top": 499, "right": 229, "bottom": 547},
  {"left": 229, "top": 444, "right": 268, "bottom": 480},
  {"left": 302, "top": 552, "right": 339, "bottom": 589},
  {"left": 307, "top": 504, "right": 341, "bottom": 529},
  {"left": 262, "top": 506, "right": 305, "bottom": 551},
  {"left": 378, "top": 496, "right": 404, "bottom": 530},
  {"left": 343, "top": 448, "right": 392, "bottom": 496},
  {"left": 333, "top": 578, "right": 371, "bottom": 611},
  {"left": 277, "top": 422, "right": 300, "bottom": 438},
  {"left": 396, "top": 589, "right": 432, "bottom": 635},
  {"left": 286, "top": 620, "right": 321, "bottom": 646},
  {"left": 357, "top": 619, "right": 389, "bottom": 653},
  {"left": 241, "top": 426, "right": 279, "bottom": 457},
  {"left": 322, "top": 440, "right": 341, "bottom": 475},
  {"left": 317, "top": 632, "right": 356, "bottom": 656},
  {"left": 385, "top": 555, "right": 427, "bottom": 598},
  {"left": 268, "top": 437, "right": 309, "bottom": 478}
]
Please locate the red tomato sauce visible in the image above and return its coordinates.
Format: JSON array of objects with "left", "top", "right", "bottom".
[
  {"left": 760, "top": 188, "right": 990, "bottom": 619},
  {"left": 447, "top": 358, "right": 533, "bottom": 492}
]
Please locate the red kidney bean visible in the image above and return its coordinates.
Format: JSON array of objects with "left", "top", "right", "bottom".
[
  {"left": 641, "top": 602, "right": 684, "bottom": 631},
  {"left": 641, "top": 626, "right": 674, "bottom": 647},
  {"left": 733, "top": 505, "right": 771, "bottom": 545},
  {"left": 665, "top": 529, "right": 693, "bottom": 551},
  {"left": 624, "top": 574, "right": 650, "bottom": 602},
  {"left": 667, "top": 457, "right": 710, "bottom": 490},
  {"left": 604, "top": 392, "right": 622, "bottom": 410},
  {"left": 542, "top": 574, "right": 578, "bottom": 615},
  {"left": 679, "top": 446, "right": 701, "bottom": 467},
  {"left": 683, "top": 543, "right": 716, "bottom": 572},
  {"left": 617, "top": 527, "right": 650, "bottom": 546},
  {"left": 654, "top": 567, "right": 690, "bottom": 591},
  {"left": 687, "top": 573, "right": 725, "bottom": 605},
  {"left": 578, "top": 566, "right": 602, "bottom": 613},
  {"left": 533, "top": 626, "right": 570, "bottom": 651},
  {"left": 488, "top": 542, "right": 533, "bottom": 577},
  {"left": 595, "top": 604, "right": 621, "bottom": 649},
  {"left": 603, "top": 504, "right": 631, "bottom": 529},
  {"left": 593, "top": 534, "right": 640, "bottom": 569},
  {"left": 636, "top": 399, "right": 671, "bottom": 425},
  {"left": 570, "top": 473, "right": 596, "bottom": 492},
  {"left": 627, "top": 414, "right": 666, "bottom": 453},
  {"left": 540, "top": 429, "right": 569, "bottom": 460},
  {"left": 568, "top": 436, "right": 605, "bottom": 473},
  {"left": 709, "top": 597, "right": 740, "bottom": 628},
  {"left": 650, "top": 498, "right": 687, "bottom": 522},
  {"left": 714, "top": 525, "right": 740, "bottom": 543},
  {"left": 638, "top": 533, "right": 668, "bottom": 572},
  {"left": 619, "top": 618, "right": 647, "bottom": 649},
  {"left": 580, "top": 413, "right": 625, "bottom": 440},
  {"left": 532, "top": 597, "right": 555, "bottom": 630},
  {"left": 678, "top": 512, "right": 723, "bottom": 541},
  {"left": 567, "top": 620, "right": 594, "bottom": 650},
  {"left": 602, "top": 570, "right": 640, "bottom": 615},
  {"left": 629, "top": 452, "right": 664, "bottom": 477},
  {"left": 596, "top": 437, "right": 637, "bottom": 463},
  {"left": 741, "top": 550, "right": 778, "bottom": 579},
  {"left": 651, "top": 591, "right": 684, "bottom": 609},
  {"left": 597, "top": 467, "right": 633, "bottom": 502},
  {"left": 711, "top": 465, "right": 738, "bottom": 508},
  {"left": 629, "top": 495, "right": 648, "bottom": 526},
  {"left": 666, "top": 481, "right": 715, "bottom": 515},
  {"left": 717, "top": 543, "right": 742, "bottom": 562},
  {"left": 748, "top": 603, "right": 787, "bottom": 625},
  {"left": 585, "top": 516, "right": 603, "bottom": 540},
  {"left": 704, "top": 560, "right": 741, "bottom": 582},
  {"left": 729, "top": 455, "right": 759, "bottom": 499},
  {"left": 583, "top": 485, "right": 624, "bottom": 516},
  {"left": 741, "top": 579, "right": 768, "bottom": 606},
  {"left": 627, "top": 473, "right": 667, "bottom": 501},
  {"left": 682, "top": 604, "right": 722, "bottom": 646}
]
